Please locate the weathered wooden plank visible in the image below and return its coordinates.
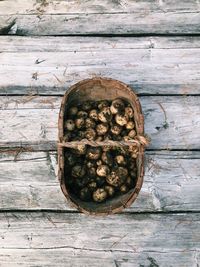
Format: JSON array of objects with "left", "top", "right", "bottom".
[
  {"left": 0, "top": 212, "right": 199, "bottom": 266},
  {"left": 0, "top": 151, "right": 67, "bottom": 210},
  {"left": 0, "top": 37, "right": 200, "bottom": 95},
  {"left": 2, "top": 36, "right": 200, "bottom": 52},
  {"left": 1, "top": 249, "right": 198, "bottom": 267},
  {"left": 1, "top": 0, "right": 199, "bottom": 15},
  {"left": 2, "top": 36, "right": 200, "bottom": 53},
  {"left": 0, "top": 151, "right": 199, "bottom": 212},
  {"left": 1, "top": 13, "right": 199, "bottom": 36},
  {"left": 0, "top": 96, "right": 200, "bottom": 150}
]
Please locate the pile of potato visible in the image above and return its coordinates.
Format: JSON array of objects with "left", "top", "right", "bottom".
[
  {"left": 65, "top": 145, "right": 138, "bottom": 203},
  {"left": 64, "top": 98, "right": 138, "bottom": 203},
  {"left": 64, "top": 98, "right": 136, "bottom": 142}
]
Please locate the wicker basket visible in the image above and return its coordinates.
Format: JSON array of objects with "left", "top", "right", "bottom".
[{"left": 58, "top": 77, "right": 148, "bottom": 215}]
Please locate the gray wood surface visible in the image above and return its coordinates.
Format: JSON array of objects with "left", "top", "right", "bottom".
[
  {"left": 0, "top": 151, "right": 199, "bottom": 212},
  {"left": 0, "top": 212, "right": 199, "bottom": 267},
  {"left": 0, "top": 0, "right": 200, "bottom": 35},
  {"left": 1, "top": 96, "right": 200, "bottom": 150},
  {"left": 1, "top": 2, "right": 200, "bottom": 266},
  {"left": 1, "top": 0, "right": 199, "bottom": 15},
  {"left": 0, "top": 36, "right": 200, "bottom": 95},
  {"left": 2, "top": 36, "right": 200, "bottom": 52}
]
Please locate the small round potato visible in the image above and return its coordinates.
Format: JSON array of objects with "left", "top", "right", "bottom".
[
  {"left": 93, "top": 188, "right": 107, "bottom": 202},
  {"left": 71, "top": 165, "right": 86, "bottom": 178},
  {"left": 85, "top": 128, "right": 96, "bottom": 140},
  {"left": 98, "top": 107, "right": 112, "bottom": 123},
  {"left": 120, "top": 184, "right": 129, "bottom": 193},
  {"left": 126, "top": 121, "right": 135, "bottom": 130},
  {"left": 104, "top": 185, "right": 115, "bottom": 197},
  {"left": 73, "top": 144, "right": 87, "bottom": 155},
  {"left": 65, "top": 120, "right": 75, "bottom": 131},
  {"left": 86, "top": 147, "right": 102, "bottom": 160},
  {"left": 128, "top": 129, "right": 136, "bottom": 138},
  {"left": 115, "top": 114, "right": 128, "bottom": 126},
  {"left": 115, "top": 155, "right": 126, "bottom": 166},
  {"left": 81, "top": 102, "right": 92, "bottom": 111},
  {"left": 77, "top": 111, "right": 88, "bottom": 118},
  {"left": 85, "top": 118, "right": 96, "bottom": 128},
  {"left": 101, "top": 151, "right": 113, "bottom": 166},
  {"left": 110, "top": 99, "right": 125, "bottom": 114},
  {"left": 110, "top": 124, "right": 122, "bottom": 135},
  {"left": 68, "top": 106, "right": 78, "bottom": 117},
  {"left": 125, "top": 106, "right": 134, "bottom": 119},
  {"left": 75, "top": 117, "right": 85, "bottom": 129},
  {"left": 106, "top": 170, "right": 126, "bottom": 187},
  {"left": 98, "top": 100, "right": 109, "bottom": 110},
  {"left": 96, "top": 165, "right": 110, "bottom": 177},
  {"left": 80, "top": 187, "right": 91, "bottom": 201},
  {"left": 96, "top": 123, "right": 109, "bottom": 136},
  {"left": 89, "top": 109, "right": 99, "bottom": 121}
]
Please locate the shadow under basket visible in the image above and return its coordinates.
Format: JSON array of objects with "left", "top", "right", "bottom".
[{"left": 58, "top": 77, "right": 149, "bottom": 215}]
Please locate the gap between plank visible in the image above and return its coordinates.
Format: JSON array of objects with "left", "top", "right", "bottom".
[
  {"left": 2, "top": 33, "right": 200, "bottom": 37},
  {"left": 1, "top": 148, "right": 200, "bottom": 152},
  {"left": 0, "top": 209, "right": 199, "bottom": 214},
  {"left": 1, "top": 94, "right": 200, "bottom": 97}
]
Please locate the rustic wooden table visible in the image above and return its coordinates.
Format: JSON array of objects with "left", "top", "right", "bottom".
[{"left": 0, "top": 1, "right": 200, "bottom": 266}]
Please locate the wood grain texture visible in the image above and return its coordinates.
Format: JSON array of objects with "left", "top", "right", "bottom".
[
  {"left": 0, "top": 96, "right": 200, "bottom": 150},
  {"left": 1, "top": 250, "right": 198, "bottom": 267},
  {"left": 2, "top": 13, "right": 200, "bottom": 36},
  {"left": 2, "top": 36, "right": 200, "bottom": 52},
  {"left": 0, "top": 212, "right": 199, "bottom": 266},
  {"left": 0, "top": 151, "right": 199, "bottom": 212},
  {"left": 0, "top": 36, "right": 200, "bottom": 95},
  {"left": 0, "top": 0, "right": 200, "bottom": 35},
  {"left": 1, "top": 0, "right": 199, "bottom": 15},
  {"left": 0, "top": 2, "right": 199, "bottom": 265}
]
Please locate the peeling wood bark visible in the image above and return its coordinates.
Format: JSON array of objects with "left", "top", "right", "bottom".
[
  {"left": 0, "top": 36, "right": 200, "bottom": 95},
  {"left": 0, "top": 212, "right": 199, "bottom": 266},
  {"left": 0, "top": 96, "right": 200, "bottom": 150},
  {"left": 0, "top": 151, "right": 199, "bottom": 212}
]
